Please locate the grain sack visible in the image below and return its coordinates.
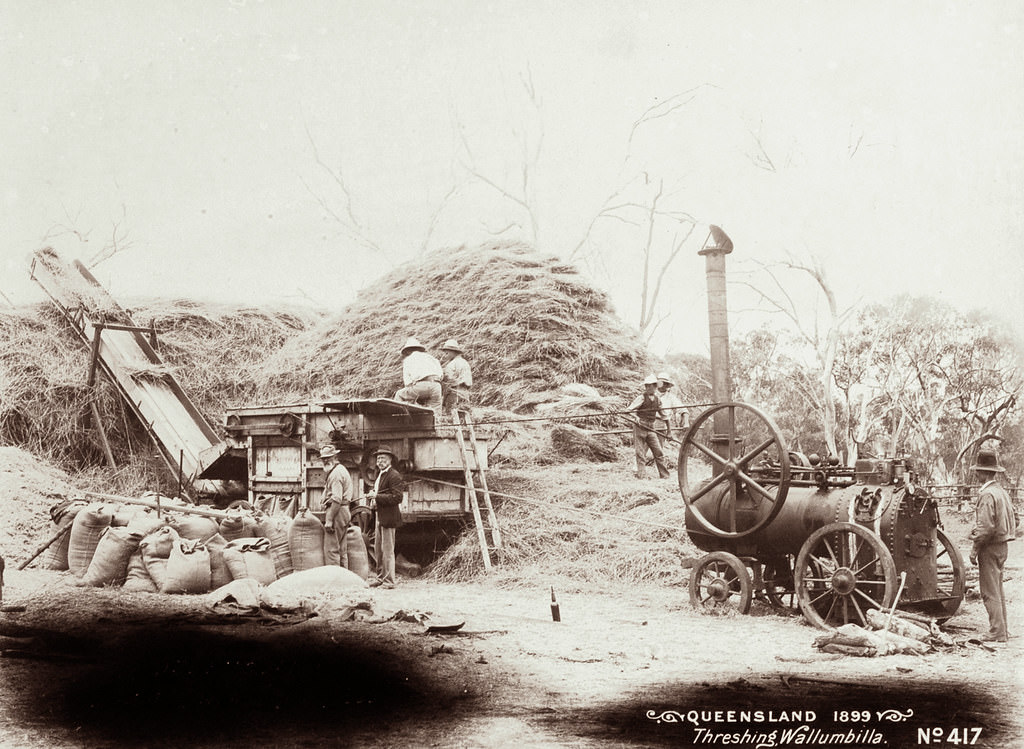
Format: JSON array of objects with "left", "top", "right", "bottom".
[
  {"left": 218, "top": 513, "right": 260, "bottom": 542},
  {"left": 126, "top": 509, "right": 167, "bottom": 537},
  {"left": 139, "top": 526, "right": 180, "bottom": 590},
  {"left": 170, "top": 514, "right": 219, "bottom": 541},
  {"left": 161, "top": 539, "right": 211, "bottom": 594},
  {"left": 256, "top": 514, "right": 293, "bottom": 578},
  {"left": 260, "top": 565, "right": 368, "bottom": 610},
  {"left": 202, "top": 532, "right": 233, "bottom": 588},
  {"left": 68, "top": 504, "right": 114, "bottom": 577},
  {"left": 223, "top": 537, "right": 277, "bottom": 585},
  {"left": 289, "top": 510, "right": 325, "bottom": 571},
  {"left": 41, "top": 501, "right": 87, "bottom": 571},
  {"left": 122, "top": 552, "right": 158, "bottom": 593},
  {"left": 81, "top": 526, "right": 143, "bottom": 587},
  {"left": 343, "top": 526, "right": 370, "bottom": 580}
]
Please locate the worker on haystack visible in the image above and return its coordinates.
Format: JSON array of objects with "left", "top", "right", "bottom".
[
  {"left": 968, "top": 446, "right": 1016, "bottom": 642},
  {"left": 656, "top": 372, "right": 685, "bottom": 445},
  {"left": 365, "top": 446, "right": 404, "bottom": 589},
  {"left": 394, "top": 337, "right": 443, "bottom": 411},
  {"left": 320, "top": 445, "right": 353, "bottom": 537},
  {"left": 628, "top": 375, "right": 671, "bottom": 480},
  {"left": 439, "top": 338, "right": 473, "bottom": 414}
]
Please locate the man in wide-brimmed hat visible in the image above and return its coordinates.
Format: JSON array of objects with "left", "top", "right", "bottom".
[
  {"left": 968, "top": 445, "right": 1016, "bottom": 642},
  {"left": 365, "top": 446, "right": 404, "bottom": 589},
  {"left": 656, "top": 371, "right": 686, "bottom": 445},
  {"left": 394, "top": 336, "right": 443, "bottom": 411},
  {"left": 439, "top": 338, "right": 473, "bottom": 414},
  {"left": 627, "top": 374, "right": 671, "bottom": 480},
  {"left": 319, "top": 444, "right": 353, "bottom": 537}
]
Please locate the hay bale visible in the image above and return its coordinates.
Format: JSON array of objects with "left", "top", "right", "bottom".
[
  {"left": 255, "top": 243, "right": 649, "bottom": 410},
  {"left": 549, "top": 424, "right": 619, "bottom": 463}
]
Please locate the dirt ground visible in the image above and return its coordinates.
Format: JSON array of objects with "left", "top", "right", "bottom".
[
  {"left": 1, "top": 559, "right": 1022, "bottom": 749},
  {"left": 1, "top": 447, "right": 1022, "bottom": 748}
]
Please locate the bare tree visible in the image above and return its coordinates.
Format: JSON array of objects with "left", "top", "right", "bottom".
[
  {"left": 452, "top": 68, "right": 544, "bottom": 246},
  {"left": 40, "top": 202, "right": 135, "bottom": 269},
  {"left": 738, "top": 256, "right": 857, "bottom": 457}
]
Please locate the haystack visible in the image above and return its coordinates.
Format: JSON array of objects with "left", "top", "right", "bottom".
[
  {"left": 255, "top": 243, "right": 650, "bottom": 410},
  {"left": 0, "top": 298, "right": 319, "bottom": 480}
]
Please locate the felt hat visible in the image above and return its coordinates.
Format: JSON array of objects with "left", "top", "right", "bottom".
[
  {"left": 440, "top": 338, "right": 463, "bottom": 353},
  {"left": 643, "top": 374, "right": 659, "bottom": 386},
  {"left": 970, "top": 446, "right": 1006, "bottom": 473},
  {"left": 320, "top": 445, "right": 340, "bottom": 460},
  {"left": 374, "top": 445, "right": 397, "bottom": 460},
  {"left": 657, "top": 372, "right": 674, "bottom": 387},
  {"left": 401, "top": 337, "right": 426, "bottom": 354}
]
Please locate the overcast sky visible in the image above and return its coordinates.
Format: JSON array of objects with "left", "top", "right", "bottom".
[{"left": 3, "top": 1, "right": 1022, "bottom": 355}]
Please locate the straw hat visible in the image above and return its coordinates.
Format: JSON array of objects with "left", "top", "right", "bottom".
[
  {"left": 657, "top": 372, "right": 674, "bottom": 387},
  {"left": 320, "top": 445, "right": 340, "bottom": 460},
  {"left": 440, "top": 338, "right": 463, "bottom": 353},
  {"left": 970, "top": 446, "right": 1006, "bottom": 473},
  {"left": 401, "top": 337, "right": 426, "bottom": 354}
]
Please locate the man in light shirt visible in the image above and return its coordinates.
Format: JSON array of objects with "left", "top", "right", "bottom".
[
  {"left": 394, "top": 336, "right": 443, "bottom": 411},
  {"left": 968, "top": 446, "right": 1016, "bottom": 642},
  {"left": 439, "top": 338, "right": 473, "bottom": 413}
]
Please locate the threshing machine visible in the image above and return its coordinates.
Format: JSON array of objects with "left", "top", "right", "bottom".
[
  {"left": 202, "top": 399, "right": 491, "bottom": 542},
  {"left": 679, "top": 228, "right": 965, "bottom": 629}
]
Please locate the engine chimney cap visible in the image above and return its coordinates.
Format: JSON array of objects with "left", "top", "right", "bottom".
[{"left": 698, "top": 224, "right": 734, "bottom": 256}]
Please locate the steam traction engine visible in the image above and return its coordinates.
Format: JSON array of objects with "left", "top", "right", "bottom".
[{"left": 680, "top": 229, "right": 965, "bottom": 629}]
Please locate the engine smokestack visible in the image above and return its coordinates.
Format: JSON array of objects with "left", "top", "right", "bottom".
[{"left": 699, "top": 225, "right": 734, "bottom": 406}]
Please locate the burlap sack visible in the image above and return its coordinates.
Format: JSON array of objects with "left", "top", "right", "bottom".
[
  {"left": 288, "top": 510, "right": 325, "bottom": 571},
  {"left": 202, "top": 532, "right": 233, "bottom": 589},
  {"left": 161, "top": 539, "right": 211, "bottom": 594},
  {"left": 81, "top": 526, "right": 142, "bottom": 587},
  {"left": 223, "top": 537, "right": 277, "bottom": 585},
  {"left": 170, "top": 515, "right": 219, "bottom": 541},
  {"left": 256, "top": 514, "right": 294, "bottom": 578},
  {"left": 343, "top": 526, "right": 370, "bottom": 580},
  {"left": 41, "top": 501, "right": 87, "bottom": 571},
  {"left": 139, "top": 526, "right": 180, "bottom": 590},
  {"left": 68, "top": 504, "right": 114, "bottom": 577},
  {"left": 122, "top": 551, "right": 158, "bottom": 593}
]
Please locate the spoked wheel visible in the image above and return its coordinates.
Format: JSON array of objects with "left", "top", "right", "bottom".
[
  {"left": 689, "top": 551, "right": 753, "bottom": 614},
  {"left": 933, "top": 528, "right": 966, "bottom": 619},
  {"left": 761, "top": 556, "right": 797, "bottom": 610},
  {"left": 794, "top": 522, "right": 898, "bottom": 630},
  {"left": 678, "top": 402, "right": 791, "bottom": 538}
]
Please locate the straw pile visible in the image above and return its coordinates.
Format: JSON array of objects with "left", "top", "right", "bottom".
[
  {"left": 427, "top": 463, "right": 699, "bottom": 586},
  {"left": 128, "top": 299, "right": 323, "bottom": 420},
  {"left": 0, "top": 300, "right": 320, "bottom": 477},
  {"left": 256, "top": 242, "right": 650, "bottom": 409}
]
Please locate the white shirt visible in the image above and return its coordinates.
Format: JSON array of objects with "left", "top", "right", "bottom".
[{"left": 402, "top": 350, "right": 443, "bottom": 386}]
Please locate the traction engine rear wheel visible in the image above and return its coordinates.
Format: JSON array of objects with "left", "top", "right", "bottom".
[
  {"left": 794, "top": 522, "right": 898, "bottom": 630},
  {"left": 689, "top": 551, "right": 753, "bottom": 614},
  {"left": 934, "top": 527, "right": 966, "bottom": 619}
]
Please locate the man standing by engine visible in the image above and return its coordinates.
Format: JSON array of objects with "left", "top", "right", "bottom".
[
  {"left": 366, "top": 446, "right": 404, "bottom": 589},
  {"left": 968, "top": 446, "right": 1016, "bottom": 642},
  {"left": 394, "top": 337, "right": 443, "bottom": 411},
  {"left": 439, "top": 338, "right": 473, "bottom": 414},
  {"left": 628, "top": 375, "right": 671, "bottom": 480}
]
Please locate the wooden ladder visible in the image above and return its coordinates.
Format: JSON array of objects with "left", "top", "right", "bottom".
[{"left": 452, "top": 409, "right": 502, "bottom": 570}]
